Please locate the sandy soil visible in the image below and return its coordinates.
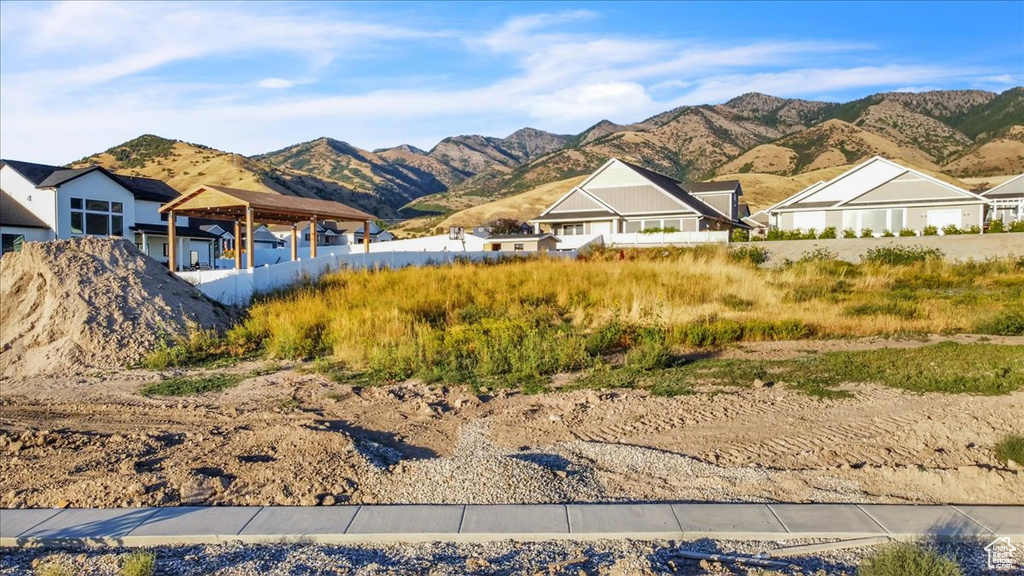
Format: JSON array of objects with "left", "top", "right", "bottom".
[{"left": 1, "top": 337, "right": 1021, "bottom": 509}]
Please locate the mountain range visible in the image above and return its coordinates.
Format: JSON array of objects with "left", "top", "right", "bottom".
[{"left": 74, "top": 87, "right": 1024, "bottom": 227}]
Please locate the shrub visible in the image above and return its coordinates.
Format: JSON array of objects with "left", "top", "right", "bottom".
[
  {"left": 121, "top": 551, "right": 156, "bottom": 576},
  {"left": 858, "top": 542, "right": 962, "bottom": 576},
  {"left": 941, "top": 224, "right": 962, "bottom": 235},
  {"left": 730, "top": 228, "right": 750, "bottom": 242},
  {"left": 766, "top": 228, "right": 784, "bottom": 241},
  {"left": 1009, "top": 220, "right": 1024, "bottom": 233},
  {"left": 624, "top": 330, "right": 673, "bottom": 371},
  {"left": 881, "top": 229, "right": 895, "bottom": 237},
  {"left": 730, "top": 245, "right": 770, "bottom": 265},
  {"left": 863, "top": 245, "right": 944, "bottom": 266},
  {"left": 963, "top": 225, "right": 981, "bottom": 234},
  {"left": 819, "top": 226, "right": 837, "bottom": 239},
  {"left": 142, "top": 324, "right": 227, "bottom": 370},
  {"left": 922, "top": 225, "right": 939, "bottom": 236},
  {"left": 899, "top": 228, "right": 918, "bottom": 237},
  {"left": 994, "top": 434, "right": 1024, "bottom": 465},
  {"left": 988, "top": 219, "right": 1005, "bottom": 233},
  {"left": 842, "top": 228, "right": 858, "bottom": 238},
  {"left": 803, "top": 228, "right": 818, "bottom": 240},
  {"left": 798, "top": 247, "right": 837, "bottom": 263},
  {"left": 860, "top": 227, "right": 874, "bottom": 238}
]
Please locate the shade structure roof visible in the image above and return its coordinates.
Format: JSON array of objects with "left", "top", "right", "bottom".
[{"left": 159, "top": 184, "right": 375, "bottom": 225}]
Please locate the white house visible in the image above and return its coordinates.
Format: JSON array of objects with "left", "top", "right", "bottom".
[
  {"left": 531, "top": 158, "right": 744, "bottom": 235},
  {"left": 765, "top": 157, "right": 987, "bottom": 235},
  {"left": 0, "top": 159, "right": 218, "bottom": 266},
  {"left": 980, "top": 174, "right": 1024, "bottom": 224},
  {"left": 267, "top": 219, "right": 394, "bottom": 253}
]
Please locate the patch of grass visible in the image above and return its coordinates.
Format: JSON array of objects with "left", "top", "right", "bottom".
[
  {"left": 140, "top": 373, "right": 246, "bottom": 397},
  {"left": 143, "top": 324, "right": 235, "bottom": 370},
  {"left": 973, "top": 307, "right": 1024, "bottom": 336},
  {"left": 858, "top": 542, "right": 962, "bottom": 576},
  {"left": 994, "top": 434, "right": 1024, "bottom": 465},
  {"left": 120, "top": 551, "right": 156, "bottom": 576},
  {"left": 845, "top": 301, "right": 920, "bottom": 320}
]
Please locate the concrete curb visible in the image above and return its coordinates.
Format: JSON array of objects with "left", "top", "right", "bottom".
[{"left": 2, "top": 504, "right": 1021, "bottom": 547}]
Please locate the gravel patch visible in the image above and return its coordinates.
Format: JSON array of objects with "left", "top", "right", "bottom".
[{"left": 2, "top": 538, "right": 1013, "bottom": 575}]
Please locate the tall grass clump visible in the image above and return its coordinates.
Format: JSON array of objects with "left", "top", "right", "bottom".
[
  {"left": 858, "top": 542, "right": 962, "bottom": 576},
  {"left": 120, "top": 551, "right": 156, "bottom": 576},
  {"left": 993, "top": 434, "right": 1024, "bottom": 465}
]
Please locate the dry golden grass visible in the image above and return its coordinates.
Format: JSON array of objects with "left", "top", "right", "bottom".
[
  {"left": 228, "top": 246, "right": 1024, "bottom": 381},
  {"left": 437, "top": 176, "right": 587, "bottom": 228}
]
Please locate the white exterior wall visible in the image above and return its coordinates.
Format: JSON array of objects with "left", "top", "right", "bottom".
[
  {"left": 0, "top": 225, "right": 51, "bottom": 244},
  {"left": 136, "top": 200, "right": 188, "bottom": 227},
  {"left": 587, "top": 161, "right": 652, "bottom": 188},
  {"left": 54, "top": 171, "right": 135, "bottom": 239},
  {"left": 0, "top": 165, "right": 57, "bottom": 239}
]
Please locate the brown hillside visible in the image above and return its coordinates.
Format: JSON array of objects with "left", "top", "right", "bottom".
[
  {"left": 944, "top": 126, "right": 1024, "bottom": 177},
  {"left": 437, "top": 176, "right": 587, "bottom": 228}
]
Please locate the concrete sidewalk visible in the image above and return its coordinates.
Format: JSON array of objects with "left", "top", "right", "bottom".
[{"left": 1, "top": 504, "right": 1021, "bottom": 547}]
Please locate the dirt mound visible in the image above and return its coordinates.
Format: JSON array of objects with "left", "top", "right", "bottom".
[{"left": 0, "top": 237, "right": 232, "bottom": 377}]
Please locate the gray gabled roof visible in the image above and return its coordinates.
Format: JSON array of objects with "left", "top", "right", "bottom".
[
  {"left": 684, "top": 180, "right": 741, "bottom": 194},
  {"left": 0, "top": 189, "right": 49, "bottom": 229},
  {"left": 1, "top": 159, "right": 179, "bottom": 203}
]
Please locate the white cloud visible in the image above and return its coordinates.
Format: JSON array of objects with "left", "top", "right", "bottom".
[
  {"left": 526, "top": 82, "right": 654, "bottom": 122},
  {"left": 256, "top": 78, "right": 311, "bottom": 89}
]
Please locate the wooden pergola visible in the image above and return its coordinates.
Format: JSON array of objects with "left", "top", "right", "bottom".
[{"left": 159, "top": 184, "right": 376, "bottom": 270}]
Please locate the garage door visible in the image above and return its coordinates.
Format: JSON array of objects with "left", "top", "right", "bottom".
[{"left": 927, "top": 209, "right": 961, "bottom": 230}]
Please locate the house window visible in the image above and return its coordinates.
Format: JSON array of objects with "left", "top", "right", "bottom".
[
  {"left": 624, "top": 221, "right": 641, "bottom": 233},
  {"left": 70, "top": 197, "right": 123, "bottom": 237},
  {"left": 642, "top": 220, "right": 661, "bottom": 230},
  {"left": 561, "top": 224, "right": 583, "bottom": 235},
  {"left": 513, "top": 243, "right": 524, "bottom": 251},
  {"left": 842, "top": 208, "right": 906, "bottom": 234},
  {"left": 163, "top": 243, "right": 169, "bottom": 257},
  {"left": 1, "top": 234, "right": 25, "bottom": 255},
  {"left": 662, "top": 219, "right": 681, "bottom": 231}
]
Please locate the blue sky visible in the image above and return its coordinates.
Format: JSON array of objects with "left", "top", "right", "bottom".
[{"left": 1, "top": 1, "right": 1021, "bottom": 164}]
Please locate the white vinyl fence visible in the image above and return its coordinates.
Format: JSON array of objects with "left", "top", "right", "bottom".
[
  {"left": 604, "top": 231, "right": 730, "bottom": 246},
  {"left": 180, "top": 249, "right": 568, "bottom": 305}
]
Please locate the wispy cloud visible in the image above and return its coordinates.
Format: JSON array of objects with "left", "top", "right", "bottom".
[{"left": 0, "top": 2, "right": 1017, "bottom": 163}]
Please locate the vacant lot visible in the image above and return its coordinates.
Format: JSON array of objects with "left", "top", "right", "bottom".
[{"left": 2, "top": 336, "right": 1022, "bottom": 509}]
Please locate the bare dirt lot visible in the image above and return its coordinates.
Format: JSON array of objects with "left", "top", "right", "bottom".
[{"left": 1, "top": 336, "right": 1022, "bottom": 510}]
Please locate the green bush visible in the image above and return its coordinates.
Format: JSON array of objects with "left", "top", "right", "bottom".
[
  {"left": 730, "top": 245, "right": 770, "bottom": 265},
  {"left": 1009, "top": 220, "right": 1024, "bottom": 233},
  {"left": 964, "top": 225, "right": 982, "bottom": 234},
  {"left": 121, "top": 551, "right": 156, "bottom": 576},
  {"left": 941, "top": 224, "right": 962, "bottom": 235},
  {"left": 881, "top": 229, "right": 895, "bottom": 237},
  {"left": 730, "top": 228, "right": 750, "bottom": 242},
  {"left": 142, "top": 325, "right": 227, "bottom": 369},
  {"left": 994, "top": 434, "right": 1024, "bottom": 465},
  {"left": 863, "top": 245, "right": 944, "bottom": 266},
  {"left": 624, "top": 330, "right": 673, "bottom": 371},
  {"left": 922, "top": 225, "right": 939, "bottom": 236},
  {"left": 899, "top": 228, "right": 918, "bottom": 237},
  {"left": 858, "top": 542, "right": 962, "bottom": 576},
  {"left": 860, "top": 227, "right": 874, "bottom": 238},
  {"left": 988, "top": 219, "right": 1005, "bottom": 233},
  {"left": 819, "top": 226, "right": 837, "bottom": 239},
  {"left": 766, "top": 228, "right": 784, "bottom": 241},
  {"left": 803, "top": 228, "right": 818, "bottom": 240},
  {"left": 842, "top": 227, "right": 858, "bottom": 238}
]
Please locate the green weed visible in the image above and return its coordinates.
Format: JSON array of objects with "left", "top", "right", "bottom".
[{"left": 858, "top": 542, "right": 961, "bottom": 576}]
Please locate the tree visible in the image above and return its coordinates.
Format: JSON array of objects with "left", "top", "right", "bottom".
[{"left": 488, "top": 218, "right": 526, "bottom": 235}]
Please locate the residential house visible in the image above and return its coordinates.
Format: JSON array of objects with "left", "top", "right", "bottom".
[
  {"left": 980, "top": 174, "right": 1024, "bottom": 224},
  {"left": 765, "top": 157, "right": 987, "bottom": 235},
  {"left": 0, "top": 159, "right": 218, "bottom": 265},
  {"left": 1, "top": 190, "right": 50, "bottom": 254},
  {"left": 741, "top": 207, "right": 770, "bottom": 238},
  {"left": 484, "top": 233, "right": 560, "bottom": 252},
  {"left": 531, "top": 158, "right": 743, "bottom": 235}
]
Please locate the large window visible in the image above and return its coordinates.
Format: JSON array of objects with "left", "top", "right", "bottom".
[
  {"left": 624, "top": 221, "right": 641, "bottom": 233},
  {"left": 1, "top": 234, "right": 25, "bottom": 255},
  {"left": 70, "top": 198, "right": 123, "bottom": 236},
  {"left": 561, "top": 223, "right": 584, "bottom": 235}
]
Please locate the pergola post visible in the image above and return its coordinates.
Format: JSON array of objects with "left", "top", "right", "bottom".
[
  {"left": 234, "top": 220, "right": 242, "bottom": 270},
  {"left": 310, "top": 216, "right": 318, "bottom": 258},
  {"left": 291, "top": 223, "right": 298, "bottom": 261},
  {"left": 167, "top": 211, "right": 177, "bottom": 271},
  {"left": 363, "top": 220, "right": 370, "bottom": 253},
  {"left": 245, "top": 207, "right": 255, "bottom": 270}
]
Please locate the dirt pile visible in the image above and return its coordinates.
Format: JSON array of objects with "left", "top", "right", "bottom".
[{"left": 0, "top": 237, "right": 232, "bottom": 377}]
